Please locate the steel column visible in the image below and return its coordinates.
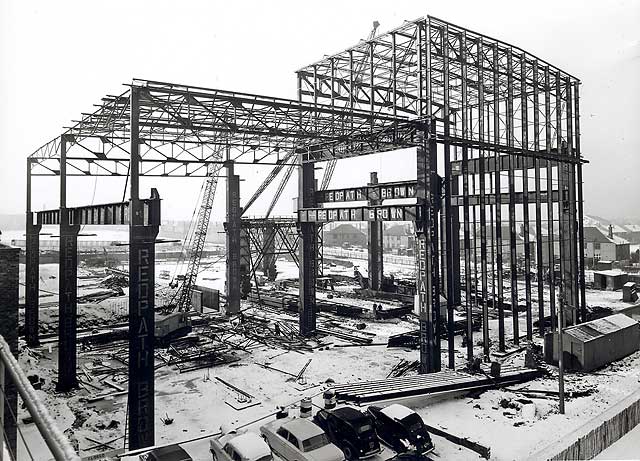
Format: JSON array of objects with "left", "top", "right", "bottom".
[
  {"left": 544, "top": 67, "right": 557, "bottom": 330},
  {"left": 261, "top": 222, "right": 277, "bottom": 280},
  {"left": 493, "top": 43, "right": 505, "bottom": 352},
  {"left": 521, "top": 55, "right": 533, "bottom": 340},
  {"left": 460, "top": 32, "right": 473, "bottom": 362},
  {"left": 477, "top": 37, "right": 490, "bottom": 360},
  {"left": 442, "top": 24, "right": 456, "bottom": 369},
  {"left": 533, "top": 61, "right": 545, "bottom": 336},
  {"left": 575, "top": 84, "right": 586, "bottom": 322},
  {"left": 225, "top": 161, "right": 242, "bottom": 315},
  {"left": 127, "top": 85, "right": 159, "bottom": 450},
  {"left": 25, "top": 159, "right": 42, "bottom": 347},
  {"left": 299, "top": 160, "right": 317, "bottom": 336},
  {"left": 57, "top": 134, "right": 80, "bottom": 392},
  {"left": 506, "top": 49, "right": 519, "bottom": 345},
  {"left": 416, "top": 127, "right": 440, "bottom": 373},
  {"left": 367, "top": 172, "right": 384, "bottom": 291}
]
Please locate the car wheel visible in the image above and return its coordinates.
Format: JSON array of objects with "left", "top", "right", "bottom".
[{"left": 343, "top": 443, "right": 356, "bottom": 460}]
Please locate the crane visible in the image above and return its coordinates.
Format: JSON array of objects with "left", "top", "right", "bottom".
[
  {"left": 172, "top": 154, "right": 224, "bottom": 311},
  {"left": 319, "top": 20, "right": 379, "bottom": 191}
]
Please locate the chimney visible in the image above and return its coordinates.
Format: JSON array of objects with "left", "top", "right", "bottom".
[{"left": 608, "top": 224, "right": 613, "bottom": 239}]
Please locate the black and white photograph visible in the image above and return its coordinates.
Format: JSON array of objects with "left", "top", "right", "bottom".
[{"left": 0, "top": 1, "right": 639, "bottom": 460}]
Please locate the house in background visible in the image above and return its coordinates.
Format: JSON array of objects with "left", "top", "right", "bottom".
[
  {"left": 614, "top": 224, "right": 640, "bottom": 244},
  {"left": 383, "top": 224, "right": 415, "bottom": 252},
  {"left": 324, "top": 223, "right": 367, "bottom": 247},
  {"left": 584, "top": 225, "right": 630, "bottom": 266}
]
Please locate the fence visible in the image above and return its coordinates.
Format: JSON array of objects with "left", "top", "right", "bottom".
[
  {"left": 529, "top": 390, "right": 640, "bottom": 460},
  {"left": 323, "top": 247, "right": 415, "bottom": 267}
]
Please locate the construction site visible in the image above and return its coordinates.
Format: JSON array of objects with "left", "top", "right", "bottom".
[{"left": 1, "top": 5, "right": 640, "bottom": 461}]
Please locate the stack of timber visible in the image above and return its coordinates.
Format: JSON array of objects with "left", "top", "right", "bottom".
[{"left": 331, "top": 365, "right": 543, "bottom": 404}]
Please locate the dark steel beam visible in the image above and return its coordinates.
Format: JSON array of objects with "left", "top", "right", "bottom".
[
  {"left": 127, "top": 86, "right": 158, "bottom": 451},
  {"left": 225, "top": 162, "right": 241, "bottom": 315},
  {"left": 298, "top": 160, "right": 317, "bottom": 337},
  {"left": 367, "top": 172, "right": 384, "bottom": 291},
  {"left": 416, "top": 133, "right": 441, "bottom": 373},
  {"left": 25, "top": 159, "right": 42, "bottom": 347},
  {"left": 57, "top": 135, "right": 80, "bottom": 393}
]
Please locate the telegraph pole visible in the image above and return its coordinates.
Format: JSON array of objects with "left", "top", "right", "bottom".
[{"left": 558, "top": 282, "right": 566, "bottom": 414}]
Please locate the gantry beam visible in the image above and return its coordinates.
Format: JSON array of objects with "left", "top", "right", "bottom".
[{"left": 29, "top": 80, "right": 422, "bottom": 177}]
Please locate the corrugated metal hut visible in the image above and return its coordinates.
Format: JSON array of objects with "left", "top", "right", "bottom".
[{"left": 560, "top": 314, "right": 640, "bottom": 371}]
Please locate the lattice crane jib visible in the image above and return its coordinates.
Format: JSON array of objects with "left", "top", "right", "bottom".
[{"left": 176, "top": 159, "right": 224, "bottom": 311}]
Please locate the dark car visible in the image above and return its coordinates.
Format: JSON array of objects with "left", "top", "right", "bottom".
[
  {"left": 145, "top": 444, "right": 193, "bottom": 461},
  {"left": 367, "top": 404, "right": 434, "bottom": 455},
  {"left": 313, "top": 407, "right": 381, "bottom": 460}
]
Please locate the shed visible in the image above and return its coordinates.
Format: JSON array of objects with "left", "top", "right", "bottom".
[
  {"left": 548, "top": 314, "right": 640, "bottom": 372},
  {"left": 593, "top": 270, "right": 628, "bottom": 290},
  {"left": 622, "top": 282, "right": 638, "bottom": 302}
]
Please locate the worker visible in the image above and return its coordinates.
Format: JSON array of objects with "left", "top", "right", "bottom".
[{"left": 274, "top": 323, "right": 281, "bottom": 336}]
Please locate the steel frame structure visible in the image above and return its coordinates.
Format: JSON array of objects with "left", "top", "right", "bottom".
[
  {"left": 240, "top": 217, "right": 301, "bottom": 282},
  {"left": 24, "top": 14, "right": 586, "bottom": 449},
  {"left": 25, "top": 78, "right": 420, "bottom": 450},
  {"left": 297, "top": 16, "right": 586, "bottom": 368}
]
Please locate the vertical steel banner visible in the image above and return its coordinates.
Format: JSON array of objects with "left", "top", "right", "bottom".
[
  {"left": 416, "top": 138, "right": 441, "bottom": 373},
  {"left": 128, "top": 190, "right": 160, "bottom": 450},
  {"left": 299, "top": 161, "right": 317, "bottom": 336},
  {"left": 225, "top": 165, "right": 242, "bottom": 314},
  {"left": 367, "top": 172, "right": 384, "bottom": 291},
  {"left": 57, "top": 209, "right": 80, "bottom": 391}
]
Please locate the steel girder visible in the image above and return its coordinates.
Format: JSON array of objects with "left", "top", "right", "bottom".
[{"left": 28, "top": 79, "right": 422, "bottom": 177}]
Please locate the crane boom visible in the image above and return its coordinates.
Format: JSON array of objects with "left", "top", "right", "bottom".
[
  {"left": 242, "top": 151, "right": 295, "bottom": 216},
  {"left": 175, "top": 158, "right": 224, "bottom": 311},
  {"left": 266, "top": 156, "right": 296, "bottom": 217}
]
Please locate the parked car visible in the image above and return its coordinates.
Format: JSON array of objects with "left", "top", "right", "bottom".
[
  {"left": 313, "top": 407, "right": 381, "bottom": 459},
  {"left": 145, "top": 444, "right": 192, "bottom": 461},
  {"left": 210, "top": 430, "right": 273, "bottom": 461},
  {"left": 260, "top": 417, "right": 345, "bottom": 461},
  {"left": 366, "top": 404, "right": 434, "bottom": 455}
]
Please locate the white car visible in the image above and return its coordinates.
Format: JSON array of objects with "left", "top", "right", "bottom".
[
  {"left": 260, "top": 417, "right": 345, "bottom": 461},
  {"left": 210, "top": 431, "right": 273, "bottom": 461}
]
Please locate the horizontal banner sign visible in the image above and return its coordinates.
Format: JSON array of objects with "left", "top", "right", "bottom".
[
  {"left": 316, "top": 181, "right": 417, "bottom": 203},
  {"left": 299, "top": 205, "right": 418, "bottom": 223}
]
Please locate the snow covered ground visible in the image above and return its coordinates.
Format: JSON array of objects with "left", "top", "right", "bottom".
[{"left": 13, "top": 255, "right": 640, "bottom": 460}]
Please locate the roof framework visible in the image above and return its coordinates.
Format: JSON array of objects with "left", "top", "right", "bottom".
[
  {"left": 297, "top": 16, "right": 583, "bottom": 164},
  {"left": 29, "top": 80, "right": 424, "bottom": 177}
]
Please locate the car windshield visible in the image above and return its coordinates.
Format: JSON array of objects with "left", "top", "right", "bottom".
[
  {"left": 302, "top": 433, "right": 330, "bottom": 451},
  {"left": 256, "top": 456, "right": 273, "bottom": 461},
  {"left": 401, "top": 414, "right": 425, "bottom": 434},
  {"left": 356, "top": 423, "right": 373, "bottom": 434}
]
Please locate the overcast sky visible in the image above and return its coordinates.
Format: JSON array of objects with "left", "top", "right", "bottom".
[{"left": 1, "top": 0, "right": 638, "bottom": 222}]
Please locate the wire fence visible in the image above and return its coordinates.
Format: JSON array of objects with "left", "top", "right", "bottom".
[{"left": 323, "top": 247, "right": 415, "bottom": 267}]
